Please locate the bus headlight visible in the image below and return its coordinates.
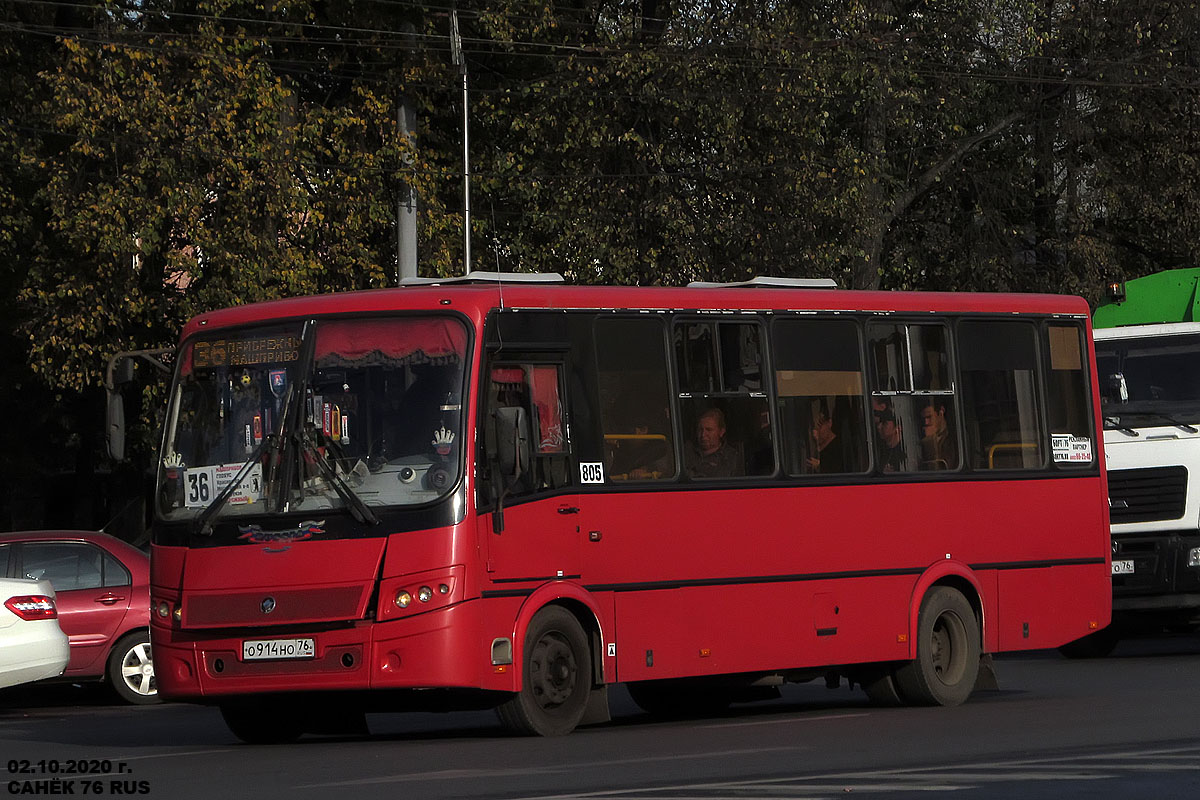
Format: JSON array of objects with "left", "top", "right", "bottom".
[
  {"left": 1188, "top": 548, "right": 1200, "bottom": 568},
  {"left": 378, "top": 567, "right": 464, "bottom": 621}
]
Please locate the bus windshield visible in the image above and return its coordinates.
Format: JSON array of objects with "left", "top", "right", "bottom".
[
  {"left": 1095, "top": 333, "right": 1200, "bottom": 422},
  {"left": 157, "top": 315, "right": 469, "bottom": 524}
]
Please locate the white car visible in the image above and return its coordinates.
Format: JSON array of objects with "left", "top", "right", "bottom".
[{"left": 0, "top": 577, "right": 70, "bottom": 689}]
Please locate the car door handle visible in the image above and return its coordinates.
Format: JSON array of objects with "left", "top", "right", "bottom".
[
  {"left": 95, "top": 594, "right": 125, "bottom": 605},
  {"left": 557, "top": 506, "right": 580, "bottom": 515}
]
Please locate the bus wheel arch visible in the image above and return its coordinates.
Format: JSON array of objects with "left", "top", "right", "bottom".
[
  {"left": 907, "top": 566, "right": 986, "bottom": 658},
  {"left": 510, "top": 586, "right": 607, "bottom": 688},
  {"left": 894, "top": 583, "right": 982, "bottom": 706},
  {"left": 497, "top": 602, "right": 595, "bottom": 736}
]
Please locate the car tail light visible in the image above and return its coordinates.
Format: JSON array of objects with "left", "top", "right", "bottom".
[{"left": 5, "top": 595, "right": 58, "bottom": 621}]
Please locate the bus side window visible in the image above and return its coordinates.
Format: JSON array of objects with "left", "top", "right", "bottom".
[
  {"left": 596, "top": 317, "right": 676, "bottom": 481},
  {"left": 771, "top": 317, "right": 869, "bottom": 476},
  {"left": 674, "top": 319, "right": 775, "bottom": 478},
  {"left": 868, "top": 322, "right": 958, "bottom": 472},
  {"left": 958, "top": 320, "right": 1044, "bottom": 470},
  {"left": 1045, "top": 323, "right": 1095, "bottom": 468}
]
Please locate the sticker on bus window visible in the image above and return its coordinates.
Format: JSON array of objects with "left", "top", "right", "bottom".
[
  {"left": 580, "top": 462, "right": 605, "bottom": 484},
  {"left": 184, "top": 463, "right": 264, "bottom": 508},
  {"left": 1052, "top": 434, "right": 1093, "bottom": 463}
]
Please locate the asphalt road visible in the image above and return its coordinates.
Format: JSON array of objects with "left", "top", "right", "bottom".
[{"left": 3, "top": 633, "right": 1200, "bottom": 800}]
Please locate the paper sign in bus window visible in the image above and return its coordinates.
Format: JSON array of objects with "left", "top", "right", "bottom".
[{"left": 1052, "top": 434, "right": 1093, "bottom": 463}]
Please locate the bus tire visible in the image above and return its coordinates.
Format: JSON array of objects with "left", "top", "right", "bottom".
[
  {"left": 497, "top": 606, "right": 591, "bottom": 736},
  {"left": 893, "top": 586, "right": 980, "bottom": 707},
  {"left": 220, "top": 699, "right": 304, "bottom": 745}
]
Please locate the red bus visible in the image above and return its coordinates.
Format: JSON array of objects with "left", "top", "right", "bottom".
[{"left": 144, "top": 274, "right": 1111, "bottom": 742}]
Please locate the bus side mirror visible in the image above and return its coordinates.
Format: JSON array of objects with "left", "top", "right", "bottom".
[
  {"left": 493, "top": 406, "right": 531, "bottom": 485},
  {"left": 102, "top": 347, "right": 174, "bottom": 464},
  {"left": 489, "top": 406, "right": 531, "bottom": 535},
  {"left": 105, "top": 354, "right": 134, "bottom": 463},
  {"left": 1107, "top": 372, "right": 1129, "bottom": 403},
  {"left": 106, "top": 389, "right": 126, "bottom": 462},
  {"left": 113, "top": 357, "right": 136, "bottom": 386}
]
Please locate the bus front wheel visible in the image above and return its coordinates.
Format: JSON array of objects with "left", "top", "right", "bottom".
[
  {"left": 893, "top": 586, "right": 980, "bottom": 707},
  {"left": 497, "top": 606, "right": 592, "bottom": 736}
]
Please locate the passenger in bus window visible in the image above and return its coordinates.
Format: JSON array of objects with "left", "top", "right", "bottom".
[
  {"left": 686, "top": 407, "right": 744, "bottom": 479},
  {"left": 872, "top": 397, "right": 907, "bottom": 472},
  {"left": 919, "top": 398, "right": 959, "bottom": 470},
  {"left": 623, "top": 413, "right": 674, "bottom": 480},
  {"left": 806, "top": 400, "right": 844, "bottom": 474}
]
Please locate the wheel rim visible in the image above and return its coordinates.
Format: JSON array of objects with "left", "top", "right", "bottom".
[
  {"left": 929, "top": 610, "right": 968, "bottom": 687},
  {"left": 529, "top": 631, "right": 577, "bottom": 709},
  {"left": 120, "top": 642, "right": 157, "bottom": 697}
]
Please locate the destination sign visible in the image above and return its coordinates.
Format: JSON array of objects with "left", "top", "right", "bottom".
[{"left": 193, "top": 335, "right": 302, "bottom": 369}]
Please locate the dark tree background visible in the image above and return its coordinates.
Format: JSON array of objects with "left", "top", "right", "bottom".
[{"left": 0, "top": 0, "right": 1195, "bottom": 536}]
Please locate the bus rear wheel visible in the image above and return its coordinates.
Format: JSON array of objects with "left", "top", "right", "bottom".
[
  {"left": 497, "top": 606, "right": 591, "bottom": 736},
  {"left": 894, "top": 586, "right": 980, "bottom": 707}
]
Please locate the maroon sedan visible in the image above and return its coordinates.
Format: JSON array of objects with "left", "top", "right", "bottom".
[{"left": 0, "top": 530, "right": 156, "bottom": 704}]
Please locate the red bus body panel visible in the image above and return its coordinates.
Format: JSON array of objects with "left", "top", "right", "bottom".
[{"left": 151, "top": 283, "right": 1111, "bottom": 704}]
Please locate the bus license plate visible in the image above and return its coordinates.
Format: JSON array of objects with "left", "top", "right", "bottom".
[
  {"left": 1112, "top": 559, "right": 1135, "bottom": 576},
  {"left": 242, "top": 638, "right": 315, "bottom": 661}
]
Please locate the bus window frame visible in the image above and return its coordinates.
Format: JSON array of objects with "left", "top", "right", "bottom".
[
  {"left": 671, "top": 313, "right": 780, "bottom": 481},
  {"left": 768, "top": 312, "right": 872, "bottom": 479},
  {"left": 867, "top": 318, "right": 962, "bottom": 475},
  {"left": 1042, "top": 317, "right": 1098, "bottom": 470},
  {"left": 592, "top": 313, "right": 681, "bottom": 484}
]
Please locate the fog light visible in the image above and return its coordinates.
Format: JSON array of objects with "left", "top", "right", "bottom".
[
  {"left": 395, "top": 591, "right": 412, "bottom": 608},
  {"left": 1188, "top": 548, "right": 1200, "bottom": 568},
  {"left": 156, "top": 601, "right": 170, "bottom": 618},
  {"left": 418, "top": 586, "right": 433, "bottom": 603}
]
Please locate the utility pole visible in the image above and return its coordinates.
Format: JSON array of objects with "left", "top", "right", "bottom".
[
  {"left": 450, "top": 8, "right": 471, "bottom": 274},
  {"left": 396, "top": 95, "right": 418, "bottom": 284},
  {"left": 396, "top": 22, "right": 418, "bottom": 284}
]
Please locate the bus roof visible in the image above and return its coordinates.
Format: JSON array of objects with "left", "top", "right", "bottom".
[
  {"left": 1094, "top": 268, "right": 1200, "bottom": 329},
  {"left": 181, "top": 280, "right": 1090, "bottom": 340}
]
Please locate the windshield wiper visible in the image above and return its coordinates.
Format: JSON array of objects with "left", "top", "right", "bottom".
[
  {"left": 267, "top": 321, "right": 316, "bottom": 514},
  {"left": 296, "top": 428, "right": 380, "bottom": 526},
  {"left": 1103, "top": 416, "right": 1141, "bottom": 437},
  {"left": 1142, "top": 412, "right": 1199, "bottom": 434},
  {"left": 194, "top": 433, "right": 278, "bottom": 536}
]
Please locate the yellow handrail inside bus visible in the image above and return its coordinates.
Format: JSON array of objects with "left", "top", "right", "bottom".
[
  {"left": 987, "top": 442, "right": 1037, "bottom": 469},
  {"left": 603, "top": 434, "right": 669, "bottom": 442}
]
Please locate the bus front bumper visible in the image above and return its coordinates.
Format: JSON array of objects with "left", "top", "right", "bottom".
[{"left": 152, "top": 600, "right": 505, "bottom": 700}]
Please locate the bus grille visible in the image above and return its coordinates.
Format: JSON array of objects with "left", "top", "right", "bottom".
[{"left": 1108, "top": 466, "right": 1188, "bottom": 524}]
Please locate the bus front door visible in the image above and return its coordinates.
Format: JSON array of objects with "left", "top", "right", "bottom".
[{"left": 482, "top": 360, "right": 582, "bottom": 583}]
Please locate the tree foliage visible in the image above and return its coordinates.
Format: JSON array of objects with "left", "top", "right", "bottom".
[{"left": 2, "top": 0, "right": 1200, "bottom": 528}]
